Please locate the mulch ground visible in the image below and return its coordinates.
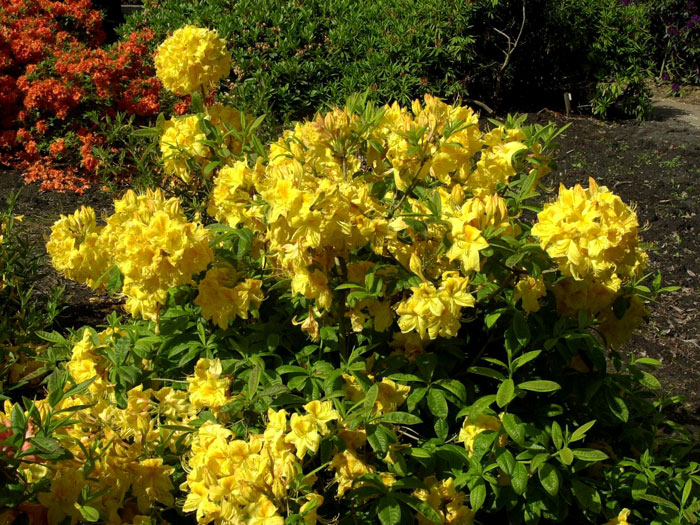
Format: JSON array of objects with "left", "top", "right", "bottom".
[{"left": 3, "top": 96, "right": 700, "bottom": 413}]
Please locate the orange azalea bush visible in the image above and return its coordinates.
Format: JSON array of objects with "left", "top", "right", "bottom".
[{"left": 0, "top": 0, "right": 167, "bottom": 192}]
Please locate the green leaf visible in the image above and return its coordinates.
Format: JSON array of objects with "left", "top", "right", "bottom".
[
  {"left": 496, "top": 449, "right": 516, "bottom": 476},
  {"left": 27, "top": 437, "right": 61, "bottom": 454},
  {"left": 638, "top": 494, "right": 680, "bottom": 511},
  {"left": 511, "top": 462, "right": 528, "bottom": 495},
  {"left": 518, "top": 380, "right": 561, "bottom": 393},
  {"left": 501, "top": 413, "right": 524, "bottom": 445},
  {"left": 468, "top": 366, "right": 506, "bottom": 381},
  {"left": 571, "top": 479, "right": 602, "bottom": 513},
  {"left": 364, "top": 384, "right": 379, "bottom": 415},
  {"left": 683, "top": 479, "right": 693, "bottom": 508},
  {"left": 437, "top": 379, "right": 466, "bottom": 403},
  {"left": 375, "top": 412, "right": 422, "bottom": 425},
  {"left": 434, "top": 418, "right": 449, "bottom": 441},
  {"left": 407, "top": 387, "right": 428, "bottom": 412},
  {"left": 470, "top": 480, "right": 487, "bottom": 512},
  {"left": 393, "top": 493, "right": 442, "bottom": 524},
  {"left": 607, "top": 393, "right": 629, "bottom": 422},
  {"left": 631, "top": 474, "right": 648, "bottom": 499},
  {"left": 560, "top": 447, "right": 574, "bottom": 466},
  {"left": 377, "top": 496, "right": 401, "bottom": 525},
  {"left": 512, "top": 350, "right": 542, "bottom": 371},
  {"left": 640, "top": 371, "right": 661, "bottom": 390},
  {"left": 551, "top": 421, "right": 563, "bottom": 450},
  {"left": 570, "top": 420, "right": 596, "bottom": 443},
  {"left": 247, "top": 367, "right": 261, "bottom": 399},
  {"left": 496, "top": 379, "right": 515, "bottom": 408},
  {"left": 572, "top": 448, "right": 609, "bottom": 462},
  {"left": 427, "top": 389, "right": 448, "bottom": 419},
  {"left": 538, "top": 463, "right": 560, "bottom": 497},
  {"left": 78, "top": 505, "right": 100, "bottom": 522},
  {"left": 512, "top": 310, "right": 530, "bottom": 347}
]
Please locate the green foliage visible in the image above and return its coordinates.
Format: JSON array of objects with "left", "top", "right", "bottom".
[
  {"left": 0, "top": 192, "right": 65, "bottom": 399},
  {"left": 120, "top": 0, "right": 656, "bottom": 121}
]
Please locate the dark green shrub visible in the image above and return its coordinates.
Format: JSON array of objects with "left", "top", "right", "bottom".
[{"left": 120, "top": 0, "right": 655, "bottom": 120}]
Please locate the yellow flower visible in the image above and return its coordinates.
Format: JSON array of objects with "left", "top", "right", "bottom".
[
  {"left": 513, "top": 275, "right": 546, "bottom": 313},
  {"left": 376, "top": 378, "right": 411, "bottom": 414},
  {"left": 413, "top": 476, "right": 474, "bottom": 525},
  {"left": 457, "top": 414, "right": 506, "bottom": 456},
  {"left": 187, "top": 358, "right": 230, "bottom": 411},
  {"left": 160, "top": 114, "right": 210, "bottom": 183},
  {"left": 284, "top": 413, "right": 321, "bottom": 458},
  {"left": 304, "top": 400, "right": 339, "bottom": 435},
  {"left": 605, "top": 508, "right": 631, "bottom": 525},
  {"left": 128, "top": 458, "right": 175, "bottom": 513},
  {"left": 195, "top": 267, "right": 264, "bottom": 329},
  {"left": 330, "top": 448, "right": 375, "bottom": 496},
  {"left": 397, "top": 273, "right": 475, "bottom": 339},
  {"left": 598, "top": 296, "right": 649, "bottom": 349},
  {"left": 299, "top": 493, "right": 323, "bottom": 524},
  {"left": 155, "top": 25, "right": 231, "bottom": 95}
]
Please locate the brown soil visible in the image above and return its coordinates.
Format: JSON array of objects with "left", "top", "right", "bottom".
[
  {"left": 0, "top": 170, "right": 121, "bottom": 330},
  {"left": 2, "top": 95, "right": 700, "bottom": 411},
  {"left": 526, "top": 98, "right": 700, "bottom": 414}
]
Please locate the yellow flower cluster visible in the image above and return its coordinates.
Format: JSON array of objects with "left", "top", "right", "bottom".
[
  {"left": 45, "top": 206, "right": 109, "bottom": 287},
  {"left": 160, "top": 105, "right": 247, "bottom": 183},
  {"left": 181, "top": 401, "right": 336, "bottom": 524},
  {"left": 47, "top": 190, "right": 213, "bottom": 320},
  {"left": 397, "top": 273, "right": 475, "bottom": 339},
  {"left": 205, "top": 96, "right": 545, "bottom": 339},
  {"left": 154, "top": 25, "right": 231, "bottom": 96},
  {"left": 532, "top": 178, "right": 645, "bottom": 285},
  {"left": 531, "top": 179, "right": 648, "bottom": 347},
  {"left": 187, "top": 358, "right": 231, "bottom": 412},
  {"left": 194, "top": 268, "right": 264, "bottom": 329},
  {"left": 413, "top": 476, "right": 475, "bottom": 524}
]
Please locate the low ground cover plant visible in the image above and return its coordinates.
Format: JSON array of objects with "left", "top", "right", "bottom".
[{"left": 1, "top": 27, "right": 698, "bottom": 525}]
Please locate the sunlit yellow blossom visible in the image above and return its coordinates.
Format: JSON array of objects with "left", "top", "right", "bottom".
[
  {"left": 304, "top": 400, "right": 339, "bottom": 435},
  {"left": 330, "top": 448, "right": 375, "bottom": 496},
  {"left": 160, "top": 114, "right": 210, "bottom": 183},
  {"left": 155, "top": 25, "right": 231, "bottom": 95},
  {"left": 513, "top": 275, "right": 546, "bottom": 313},
  {"left": 397, "top": 273, "right": 475, "bottom": 339},
  {"left": 128, "top": 458, "right": 175, "bottom": 513},
  {"left": 457, "top": 414, "right": 507, "bottom": 456},
  {"left": 414, "top": 476, "right": 474, "bottom": 524},
  {"left": 187, "top": 358, "right": 230, "bottom": 411},
  {"left": 195, "top": 267, "right": 263, "bottom": 329},
  {"left": 46, "top": 206, "right": 109, "bottom": 287},
  {"left": 605, "top": 508, "right": 631, "bottom": 525},
  {"left": 376, "top": 378, "right": 410, "bottom": 413},
  {"left": 532, "top": 178, "right": 644, "bottom": 283},
  {"left": 103, "top": 189, "right": 213, "bottom": 320}
]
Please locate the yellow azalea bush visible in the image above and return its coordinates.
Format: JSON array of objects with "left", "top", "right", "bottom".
[{"left": 9, "top": 28, "right": 692, "bottom": 525}]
